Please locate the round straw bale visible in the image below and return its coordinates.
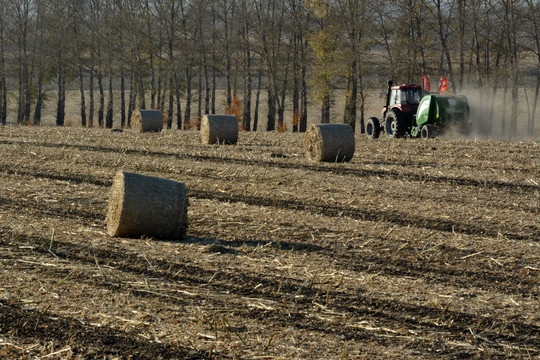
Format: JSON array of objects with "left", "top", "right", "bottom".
[
  {"left": 131, "top": 110, "right": 163, "bottom": 132},
  {"left": 106, "top": 171, "right": 188, "bottom": 240},
  {"left": 304, "top": 124, "right": 355, "bottom": 162},
  {"left": 200, "top": 115, "right": 238, "bottom": 144}
]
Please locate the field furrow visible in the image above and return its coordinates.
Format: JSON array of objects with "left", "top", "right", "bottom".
[{"left": 0, "top": 127, "right": 538, "bottom": 359}]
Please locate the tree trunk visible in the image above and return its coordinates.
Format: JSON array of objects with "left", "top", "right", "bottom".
[
  {"left": 184, "top": 66, "right": 192, "bottom": 129},
  {"left": 531, "top": 73, "right": 540, "bottom": 135},
  {"left": 507, "top": 0, "right": 519, "bottom": 137},
  {"left": 17, "top": 51, "right": 24, "bottom": 125},
  {"left": 378, "top": 12, "right": 395, "bottom": 79},
  {"left": 98, "top": 70, "right": 104, "bottom": 127},
  {"left": 150, "top": 52, "right": 156, "bottom": 109},
  {"left": 292, "top": 33, "right": 299, "bottom": 133},
  {"left": 158, "top": 76, "right": 165, "bottom": 111},
  {"left": 509, "top": 72, "right": 519, "bottom": 137},
  {"left": 434, "top": 0, "right": 456, "bottom": 93},
  {"left": 204, "top": 61, "right": 210, "bottom": 115},
  {"left": 167, "top": 75, "right": 173, "bottom": 129},
  {"left": 457, "top": 0, "right": 466, "bottom": 90},
  {"left": 242, "top": 1, "right": 251, "bottom": 131},
  {"left": 174, "top": 72, "right": 182, "bottom": 129},
  {"left": 485, "top": 51, "right": 502, "bottom": 136},
  {"left": 525, "top": 0, "right": 539, "bottom": 135},
  {"left": 300, "top": 34, "right": 308, "bottom": 132},
  {"left": 473, "top": 24, "right": 488, "bottom": 134},
  {"left": 0, "top": 71, "right": 5, "bottom": 125},
  {"left": 78, "top": 65, "right": 86, "bottom": 127},
  {"left": 277, "top": 76, "right": 287, "bottom": 131},
  {"left": 138, "top": 58, "right": 146, "bottom": 109},
  {"left": 359, "top": 73, "right": 366, "bottom": 134},
  {"left": 23, "top": 56, "right": 31, "bottom": 125},
  {"left": 106, "top": 72, "right": 113, "bottom": 128},
  {"left": 197, "top": 5, "right": 204, "bottom": 120},
  {"left": 224, "top": 0, "right": 232, "bottom": 108},
  {"left": 343, "top": 60, "right": 358, "bottom": 132},
  {"left": 56, "top": 61, "right": 65, "bottom": 126},
  {"left": 211, "top": 2, "right": 217, "bottom": 114},
  {"left": 198, "top": 63, "right": 203, "bottom": 120},
  {"left": 89, "top": 68, "right": 94, "bottom": 128},
  {"left": 0, "top": 73, "right": 5, "bottom": 125},
  {"left": 501, "top": 79, "right": 508, "bottom": 135},
  {"left": 242, "top": 55, "right": 252, "bottom": 131},
  {"left": 266, "top": 85, "right": 275, "bottom": 131},
  {"left": 321, "top": 95, "right": 330, "bottom": 124},
  {"left": 0, "top": 11, "right": 5, "bottom": 125},
  {"left": 120, "top": 71, "right": 126, "bottom": 128},
  {"left": 253, "top": 68, "right": 262, "bottom": 132},
  {"left": 128, "top": 69, "right": 136, "bottom": 128},
  {"left": 167, "top": 29, "right": 175, "bottom": 130},
  {"left": 33, "top": 75, "right": 43, "bottom": 126}
]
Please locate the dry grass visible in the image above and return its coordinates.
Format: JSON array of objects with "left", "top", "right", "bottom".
[{"left": 0, "top": 126, "right": 538, "bottom": 359}]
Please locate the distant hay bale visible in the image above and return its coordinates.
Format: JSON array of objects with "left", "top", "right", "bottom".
[
  {"left": 304, "top": 124, "right": 355, "bottom": 162},
  {"left": 131, "top": 110, "right": 163, "bottom": 132},
  {"left": 106, "top": 171, "right": 188, "bottom": 240},
  {"left": 200, "top": 115, "right": 238, "bottom": 144}
]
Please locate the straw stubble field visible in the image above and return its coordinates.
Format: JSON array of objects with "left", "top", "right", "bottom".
[{"left": 0, "top": 126, "right": 538, "bottom": 359}]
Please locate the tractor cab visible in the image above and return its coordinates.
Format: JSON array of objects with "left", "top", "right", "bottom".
[{"left": 383, "top": 84, "right": 423, "bottom": 118}]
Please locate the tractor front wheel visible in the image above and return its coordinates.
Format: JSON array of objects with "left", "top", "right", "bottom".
[
  {"left": 385, "top": 110, "right": 406, "bottom": 138},
  {"left": 421, "top": 124, "right": 436, "bottom": 139},
  {"left": 366, "top": 117, "right": 381, "bottom": 139}
]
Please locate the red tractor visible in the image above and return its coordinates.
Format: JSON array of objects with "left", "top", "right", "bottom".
[{"left": 366, "top": 80, "right": 423, "bottom": 138}]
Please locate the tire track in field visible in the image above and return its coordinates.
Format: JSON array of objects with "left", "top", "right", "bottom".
[
  {"left": 0, "top": 264, "right": 480, "bottom": 359},
  {"left": 0, "top": 300, "right": 208, "bottom": 359},
  {"left": 188, "top": 189, "right": 538, "bottom": 242},
  {"left": 2, "top": 233, "right": 538, "bottom": 359},
  {"left": 1, "top": 275, "right": 531, "bottom": 360},
  {"left": 0, "top": 164, "right": 536, "bottom": 242},
  {"left": 0, "top": 195, "right": 104, "bottom": 225},
  {"left": 0, "top": 168, "right": 537, "bottom": 298},
  {"left": 1, "top": 139, "right": 537, "bottom": 192},
  {"left": 2, "top": 184, "right": 536, "bottom": 300},
  {"left": 3, "top": 227, "right": 539, "bottom": 350},
  {"left": 1, "top": 187, "right": 537, "bottom": 297},
  {"left": 4, "top": 144, "right": 536, "bottom": 216}
]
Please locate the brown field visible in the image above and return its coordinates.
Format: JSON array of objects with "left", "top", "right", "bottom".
[{"left": 0, "top": 126, "right": 538, "bottom": 359}]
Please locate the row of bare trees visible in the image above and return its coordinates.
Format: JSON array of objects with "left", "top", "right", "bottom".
[{"left": 0, "top": 0, "right": 538, "bottom": 135}]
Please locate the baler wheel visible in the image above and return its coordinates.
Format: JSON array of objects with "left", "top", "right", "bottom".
[{"left": 421, "top": 124, "right": 435, "bottom": 139}]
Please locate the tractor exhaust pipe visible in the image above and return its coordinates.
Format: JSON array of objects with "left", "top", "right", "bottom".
[{"left": 385, "top": 80, "right": 394, "bottom": 116}]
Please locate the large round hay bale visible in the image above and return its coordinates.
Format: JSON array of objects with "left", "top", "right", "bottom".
[
  {"left": 304, "top": 124, "right": 355, "bottom": 162},
  {"left": 106, "top": 171, "right": 188, "bottom": 240},
  {"left": 200, "top": 115, "right": 238, "bottom": 144},
  {"left": 131, "top": 110, "right": 163, "bottom": 132}
]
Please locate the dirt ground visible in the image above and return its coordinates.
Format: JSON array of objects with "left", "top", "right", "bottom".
[{"left": 0, "top": 126, "right": 538, "bottom": 359}]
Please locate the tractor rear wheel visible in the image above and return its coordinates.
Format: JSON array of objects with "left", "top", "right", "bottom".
[
  {"left": 421, "top": 124, "right": 435, "bottom": 139},
  {"left": 385, "top": 110, "right": 406, "bottom": 138},
  {"left": 366, "top": 117, "right": 381, "bottom": 139}
]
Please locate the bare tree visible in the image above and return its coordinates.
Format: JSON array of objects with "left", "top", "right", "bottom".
[
  {"left": 524, "top": 0, "right": 539, "bottom": 135},
  {"left": 241, "top": 0, "right": 252, "bottom": 131},
  {"left": 0, "top": 5, "right": 6, "bottom": 125}
]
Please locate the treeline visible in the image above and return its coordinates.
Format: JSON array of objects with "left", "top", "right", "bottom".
[{"left": 0, "top": 0, "right": 538, "bottom": 135}]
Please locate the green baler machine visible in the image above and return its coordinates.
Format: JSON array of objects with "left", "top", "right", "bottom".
[{"left": 411, "top": 95, "right": 471, "bottom": 139}]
